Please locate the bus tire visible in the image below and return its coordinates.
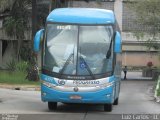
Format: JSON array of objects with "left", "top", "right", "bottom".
[
  {"left": 104, "top": 104, "right": 112, "bottom": 112},
  {"left": 113, "top": 98, "right": 119, "bottom": 105},
  {"left": 48, "top": 102, "right": 57, "bottom": 110}
]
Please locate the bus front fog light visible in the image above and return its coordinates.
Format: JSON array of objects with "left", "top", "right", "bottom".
[
  {"left": 106, "top": 94, "right": 111, "bottom": 98},
  {"left": 42, "top": 81, "right": 56, "bottom": 88},
  {"left": 42, "top": 92, "right": 47, "bottom": 96}
]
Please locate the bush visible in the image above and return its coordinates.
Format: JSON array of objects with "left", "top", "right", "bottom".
[
  {"left": 147, "top": 61, "right": 153, "bottom": 67},
  {"left": 157, "top": 76, "right": 160, "bottom": 96},
  {"left": 155, "top": 76, "right": 160, "bottom": 97},
  {"left": 26, "top": 63, "right": 39, "bottom": 81},
  {"left": 6, "top": 59, "right": 17, "bottom": 71},
  {"left": 15, "top": 61, "right": 28, "bottom": 72},
  {"left": 157, "top": 89, "right": 160, "bottom": 96}
]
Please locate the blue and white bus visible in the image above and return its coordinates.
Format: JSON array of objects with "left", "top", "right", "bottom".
[{"left": 34, "top": 8, "right": 122, "bottom": 112}]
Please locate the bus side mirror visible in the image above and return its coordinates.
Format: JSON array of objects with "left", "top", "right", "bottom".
[
  {"left": 114, "top": 31, "right": 121, "bottom": 53},
  {"left": 33, "top": 29, "right": 44, "bottom": 52}
]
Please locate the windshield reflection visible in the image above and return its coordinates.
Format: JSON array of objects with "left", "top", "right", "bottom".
[{"left": 43, "top": 24, "right": 114, "bottom": 78}]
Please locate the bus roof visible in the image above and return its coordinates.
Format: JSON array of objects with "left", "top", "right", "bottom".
[{"left": 47, "top": 8, "right": 115, "bottom": 24}]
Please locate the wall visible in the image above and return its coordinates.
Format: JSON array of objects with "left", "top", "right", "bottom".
[{"left": 122, "top": 52, "right": 160, "bottom": 67}]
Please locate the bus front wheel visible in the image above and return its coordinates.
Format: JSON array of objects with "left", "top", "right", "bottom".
[
  {"left": 113, "top": 98, "right": 119, "bottom": 105},
  {"left": 48, "top": 102, "right": 57, "bottom": 110},
  {"left": 104, "top": 104, "right": 112, "bottom": 112}
]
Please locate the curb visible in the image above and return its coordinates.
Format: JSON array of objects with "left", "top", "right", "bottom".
[{"left": 0, "top": 84, "right": 40, "bottom": 91}]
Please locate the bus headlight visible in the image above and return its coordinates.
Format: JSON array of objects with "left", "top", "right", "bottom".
[
  {"left": 96, "top": 82, "right": 114, "bottom": 89},
  {"left": 42, "top": 81, "right": 56, "bottom": 88}
]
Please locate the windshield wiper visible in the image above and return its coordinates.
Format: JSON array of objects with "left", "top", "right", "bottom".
[
  {"left": 80, "top": 56, "right": 95, "bottom": 79},
  {"left": 106, "top": 37, "right": 113, "bottom": 59},
  {"left": 59, "top": 53, "right": 73, "bottom": 76}
]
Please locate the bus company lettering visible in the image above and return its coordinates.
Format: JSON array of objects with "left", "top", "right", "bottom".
[{"left": 73, "top": 80, "right": 100, "bottom": 85}]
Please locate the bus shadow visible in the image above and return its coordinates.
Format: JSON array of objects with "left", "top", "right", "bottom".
[{"left": 51, "top": 103, "right": 104, "bottom": 113}]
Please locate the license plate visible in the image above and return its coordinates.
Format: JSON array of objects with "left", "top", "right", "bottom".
[{"left": 70, "top": 95, "right": 82, "bottom": 100}]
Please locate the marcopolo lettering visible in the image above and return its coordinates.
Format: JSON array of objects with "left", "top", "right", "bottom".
[
  {"left": 58, "top": 80, "right": 66, "bottom": 85},
  {"left": 73, "top": 80, "right": 100, "bottom": 85}
]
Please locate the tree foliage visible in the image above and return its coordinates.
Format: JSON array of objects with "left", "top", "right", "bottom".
[
  {"left": 127, "top": 0, "right": 160, "bottom": 50},
  {"left": 50, "top": 0, "right": 96, "bottom": 11},
  {"left": 0, "top": 0, "right": 15, "bottom": 13},
  {"left": 3, "top": 0, "right": 32, "bottom": 60}
]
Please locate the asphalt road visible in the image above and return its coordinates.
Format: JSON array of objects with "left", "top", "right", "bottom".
[{"left": 0, "top": 80, "right": 160, "bottom": 120}]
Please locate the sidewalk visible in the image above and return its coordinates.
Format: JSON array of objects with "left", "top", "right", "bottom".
[
  {"left": 0, "top": 84, "right": 40, "bottom": 91},
  {"left": 121, "top": 71, "right": 152, "bottom": 80}
]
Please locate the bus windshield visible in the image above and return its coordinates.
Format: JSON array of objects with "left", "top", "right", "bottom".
[{"left": 43, "top": 24, "right": 114, "bottom": 79}]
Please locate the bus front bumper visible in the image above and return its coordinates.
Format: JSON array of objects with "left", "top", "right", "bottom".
[{"left": 41, "top": 84, "right": 115, "bottom": 104}]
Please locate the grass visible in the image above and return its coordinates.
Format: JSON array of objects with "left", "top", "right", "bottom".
[
  {"left": 0, "top": 70, "right": 40, "bottom": 85},
  {"left": 155, "top": 76, "right": 160, "bottom": 97},
  {"left": 157, "top": 79, "right": 160, "bottom": 96},
  {"left": 157, "top": 90, "right": 160, "bottom": 96}
]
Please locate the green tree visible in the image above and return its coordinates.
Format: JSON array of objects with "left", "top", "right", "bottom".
[
  {"left": 49, "top": 0, "right": 93, "bottom": 11},
  {"left": 127, "top": 0, "right": 160, "bottom": 51},
  {"left": 2, "top": 0, "right": 32, "bottom": 60},
  {"left": 0, "top": 0, "right": 15, "bottom": 12}
]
